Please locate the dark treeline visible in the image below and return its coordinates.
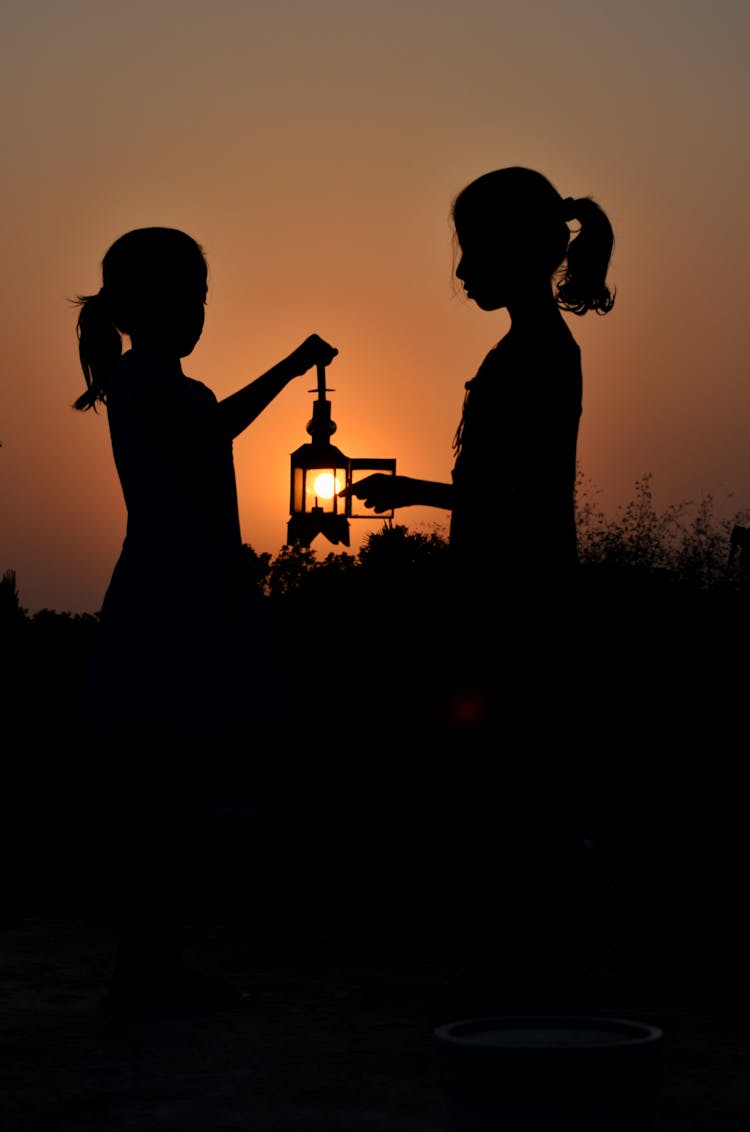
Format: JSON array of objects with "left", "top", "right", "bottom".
[{"left": 3, "top": 475, "right": 750, "bottom": 933}]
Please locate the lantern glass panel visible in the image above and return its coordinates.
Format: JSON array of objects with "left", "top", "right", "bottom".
[
  {"left": 292, "top": 465, "right": 305, "bottom": 513},
  {"left": 305, "top": 466, "right": 347, "bottom": 513}
]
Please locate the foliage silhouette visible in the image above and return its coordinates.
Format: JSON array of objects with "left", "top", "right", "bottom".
[
  {"left": 3, "top": 478, "right": 750, "bottom": 931},
  {"left": 3, "top": 481, "right": 749, "bottom": 714},
  {"left": 575, "top": 470, "right": 750, "bottom": 588}
]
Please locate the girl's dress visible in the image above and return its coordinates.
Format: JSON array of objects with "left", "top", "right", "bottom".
[
  {"left": 84, "top": 348, "right": 283, "bottom": 797},
  {"left": 445, "top": 315, "right": 584, "bottom": 802}
]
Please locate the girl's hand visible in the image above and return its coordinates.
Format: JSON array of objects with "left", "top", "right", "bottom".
[
  {"left": 341, "top": 473, "right": 413, "bottom": 513},
  {"left": 341, "top": 474, "right": 453, "bottom": 512},
  {"left": 287, "top": 334, "right": 338, "bottom": 378}
]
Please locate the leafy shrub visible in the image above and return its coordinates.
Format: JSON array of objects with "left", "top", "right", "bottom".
[{"left": 575, "top": 470, "right": 750, "bottom": 590}]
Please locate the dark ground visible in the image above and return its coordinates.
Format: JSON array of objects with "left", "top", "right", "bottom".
[
  {"left": 4, "top": 547, "right": 750, "bottom": 1128},
  {"left": 3, "top": 759, "right": 749, "bottom": 1132}
]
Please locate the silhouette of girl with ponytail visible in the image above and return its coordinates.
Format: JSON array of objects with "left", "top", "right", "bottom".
[
  {"left": 345, "top": 167, "right": 615, "bottom": 1013},
  {"left": 74, "top": 226, "right": 337, "bottom": 1013}
]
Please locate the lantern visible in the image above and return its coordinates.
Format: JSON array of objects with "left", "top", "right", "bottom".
[{"left": 287, "top": 364, "right": 396, "bottom": 547}]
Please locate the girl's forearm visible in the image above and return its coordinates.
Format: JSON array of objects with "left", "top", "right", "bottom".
[
  {"left": 217, "top": 358, "right": 297, "bottom": 439},
  {"left": 416, "top": 479, "right": 452, "bottom": 511},
  {"left": 383, "top": 476, "right": 453, "bottom": 510},
  {"left": 412, "top": 479, "right": 453, "bottom": 510},
  {"left": 216, "top": 335, "right": 337, "bottom": 440}
]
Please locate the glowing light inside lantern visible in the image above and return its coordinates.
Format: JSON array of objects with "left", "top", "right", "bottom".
[{"left": 311, "top": 472, "right": 342, "bottom": 501}]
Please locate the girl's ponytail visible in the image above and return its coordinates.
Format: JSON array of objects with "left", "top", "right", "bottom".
[
  {"left": 556, "top": 197, "right": 615, "bottom": 316},
  {"left": 73, "top": 289, "right": 122, "bottom": 411}
]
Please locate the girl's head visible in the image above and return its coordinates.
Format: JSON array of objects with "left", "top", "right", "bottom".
[
  {"left": 452, "top": 167, "right": 615, "bottom": 316},
  {"left": 74, "top": 227, "right": 208, "bottom": 411}
]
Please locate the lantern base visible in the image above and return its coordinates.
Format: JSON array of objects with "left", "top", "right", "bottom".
[{"left": 287, "top": 512, "right": 351, "bottom": 548}]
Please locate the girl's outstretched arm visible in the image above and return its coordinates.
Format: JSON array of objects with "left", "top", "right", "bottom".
[
  {"left": 342, "top": 473, "right": 453, "bottom": 513},
  {"left": 217, "top": 334, "right": 338, "bottom": 439}
]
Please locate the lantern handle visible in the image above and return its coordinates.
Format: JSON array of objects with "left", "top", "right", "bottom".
[{"left": 308, "top": 362, "right": 334, "bottom": 397}]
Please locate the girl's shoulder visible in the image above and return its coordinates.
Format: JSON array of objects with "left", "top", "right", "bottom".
[
  {"left": 503, "top": 319, "right": 582, "bottom": 387},
  {"left": 468, "top": 331, "right": 535, "bottom": 389},
  {"left": 108, "top": 349, "right": 172, "bottom": 397},
  {"left": 108, "top": 352, "right": 216, "bottom": 406},
  {"left": 470, "top": 334, "right": 514, "bottom": 380},
  {"left": 182, "top": 374, "right": 218, "bottom": 405},
  {"left": 466, "top": 321, "right": 581, "bottom": 412}
]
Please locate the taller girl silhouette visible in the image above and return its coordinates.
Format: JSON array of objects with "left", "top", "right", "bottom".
[{"left": 346, "top": 167, "right": 615, "bottom": 1012}]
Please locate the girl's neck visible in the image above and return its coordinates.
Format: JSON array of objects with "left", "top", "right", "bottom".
[
  {"left": 506, "top": 283, "right": 562, "bottom": 332},
  {"left": 129, "top": 339, "right": 184, "bottom": 376}
]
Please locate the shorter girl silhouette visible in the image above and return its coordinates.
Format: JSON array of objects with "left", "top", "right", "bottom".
[
  {"left": 346, "top": 167, "right": 615, "bottom": 1013},
  {"left": 75, "top": 226, "right": 337, "bottom": 1014}
]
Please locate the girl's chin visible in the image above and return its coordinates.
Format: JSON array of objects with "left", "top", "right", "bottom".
[{"left": 472, "top": 295, "right": 506, "bottom": 312}]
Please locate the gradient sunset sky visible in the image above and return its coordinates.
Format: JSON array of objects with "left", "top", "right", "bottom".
[{"left": 2, "top": 0, "right": 749, "bottom": 614}]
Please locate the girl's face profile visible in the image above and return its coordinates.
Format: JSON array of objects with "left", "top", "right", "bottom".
[
  {"left": 455, "top": 207, "right": 551, "bottom": 312},
  {"left": 455, "top": 236, "right": 511, "bottom": 312},
  {"left": 135, "top": 269, "right": 207, "bottom": 358},
  {"left": 169, "top": 277, "right": 207, "bottom": 357}
]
